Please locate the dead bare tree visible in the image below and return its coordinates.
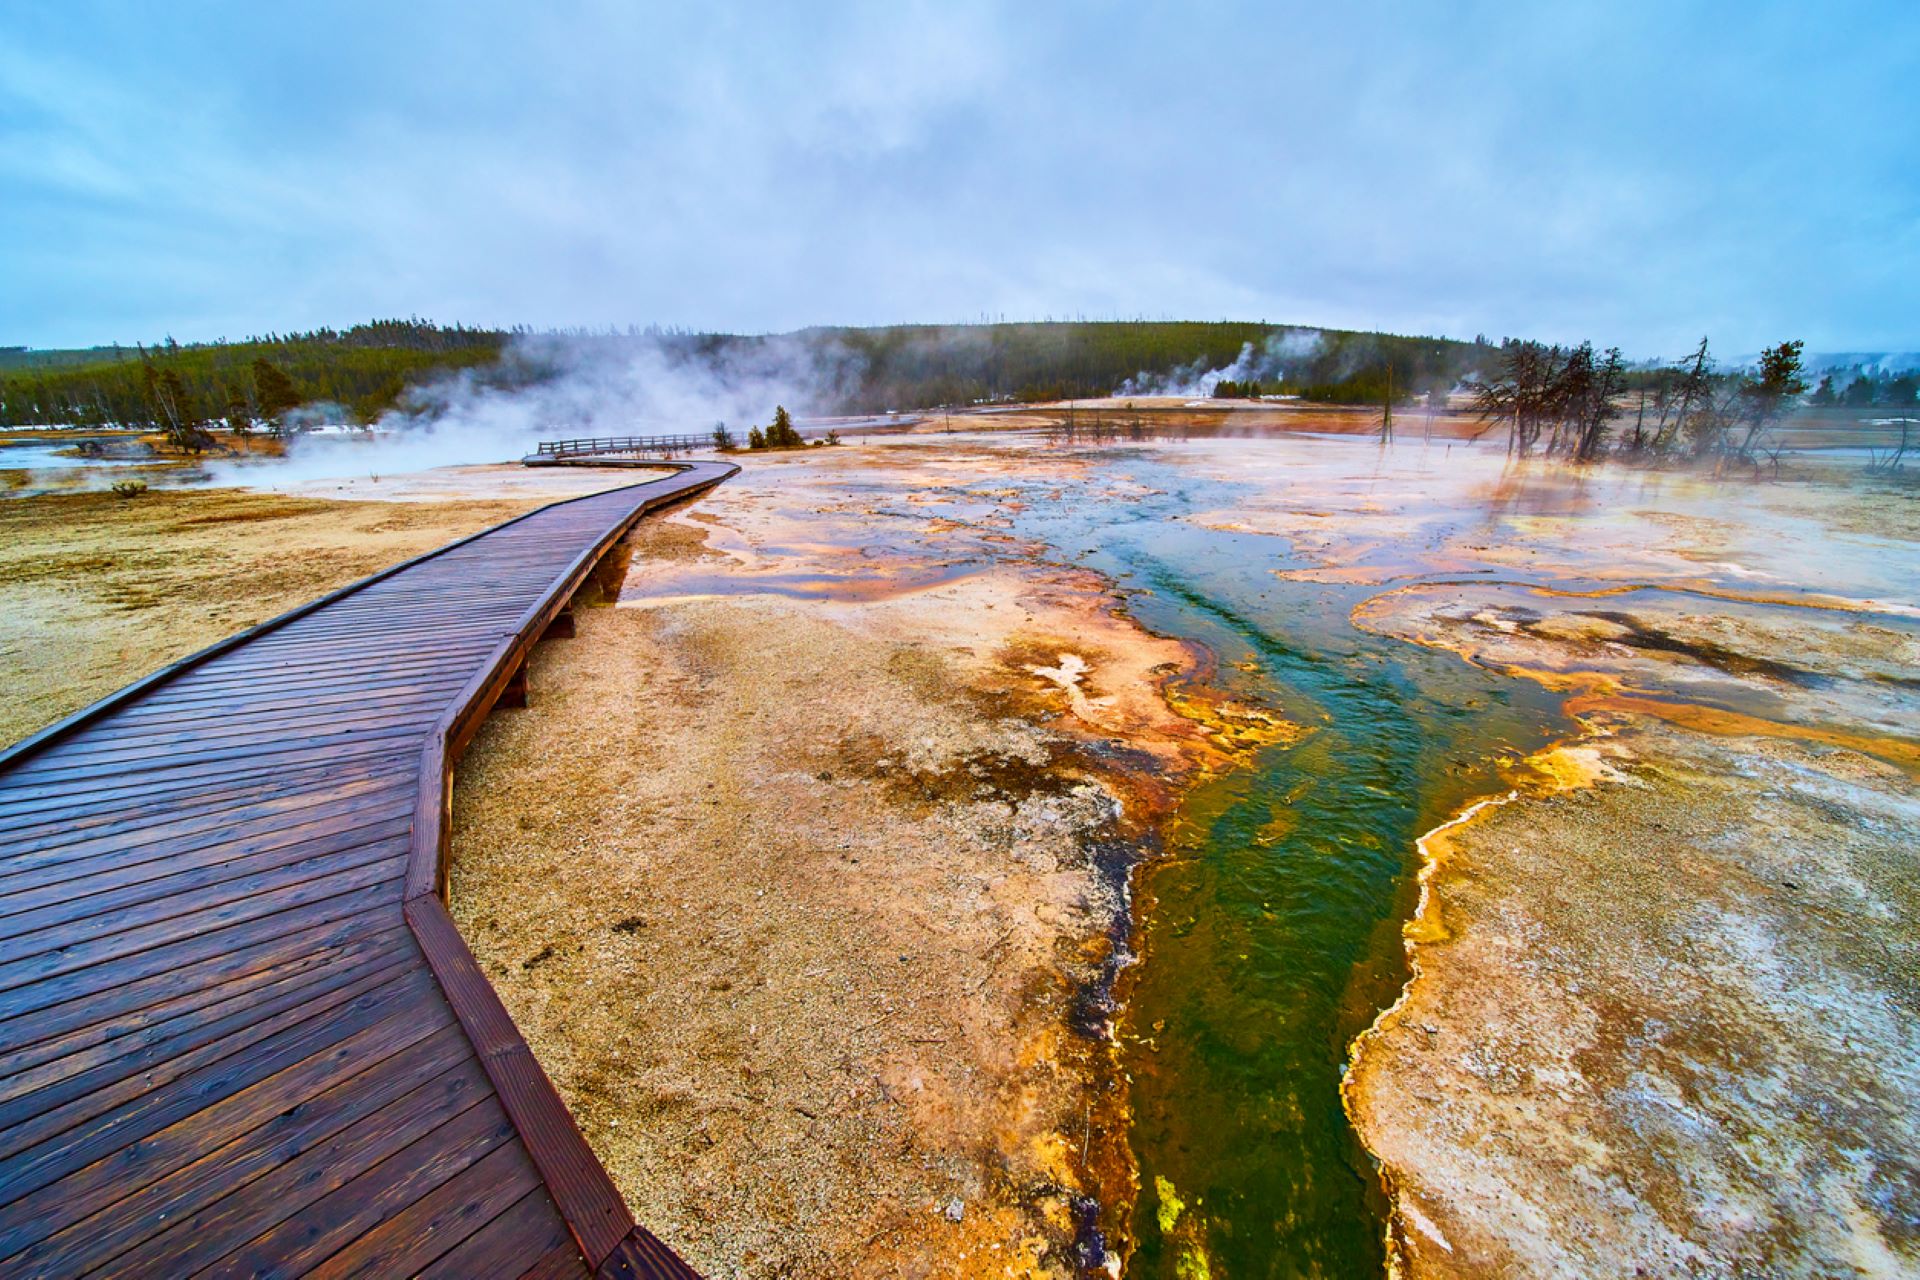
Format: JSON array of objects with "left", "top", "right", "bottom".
[
  {"left": 1468, "top": 340, "right": 1561, "bottom": 456},
  {"left": 1657, "top": 337, "right": 1715, "bottom": 456},
  {"left": 1571, "top": 346, "right": 1627, "bottom": 462}
]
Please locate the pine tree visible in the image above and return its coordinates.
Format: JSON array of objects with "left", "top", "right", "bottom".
[
  {"left": 1734, "top": 339, "right": 1807, "bottom": 458},
  {"left": 767, "top": 405, "right": 802, "bottom": 447},
  {"left": 251, "top": 358, "right": 302, "bottom": 431}
]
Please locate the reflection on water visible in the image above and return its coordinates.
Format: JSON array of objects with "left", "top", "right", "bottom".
[
  {"left": 0, "top": 441, "right": 164, "bottom": 471},
  {"left": 614, "top": 452, "right": 1026, "bottom": 607},
  {"left": 626, "top": 562, "right": 986, "bottom": 604},
  {"left": 0, "top": 439, "right": 189, "bottom": 500}
]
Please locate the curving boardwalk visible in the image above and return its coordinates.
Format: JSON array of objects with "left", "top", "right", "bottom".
[{"left": 0, "top": 461, "right": 735, "bottom": 1280}]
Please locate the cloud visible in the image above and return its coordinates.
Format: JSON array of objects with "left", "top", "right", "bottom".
[{"left": 3, "top": 1, "right": 1917, "bottom": 354}]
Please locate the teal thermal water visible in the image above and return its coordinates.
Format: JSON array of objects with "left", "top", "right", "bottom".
[{"left": 998, "top": 448, "right": 1569, "bottom": 1277}]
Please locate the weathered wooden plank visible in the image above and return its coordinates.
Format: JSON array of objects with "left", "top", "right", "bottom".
[
  {"left": 0, "top": 753, "right": 409, "bottom": 825},
  {"left": 0, "top": 755, "right": 421, "bottom": 823},
  {"left": 0, "top": 856, "right": 407, "bottom": 996},
  {"left": 37, "top": 696, "right": 453, "bottom": 757},
  {"left": 0, "top": 968, "right": 449, "bottom": 1250},
  {"left": 301, "top": 1138, "right": 544, "bottom": 1279},
  {"left": 406, "top": 897, "right": 637, "bottom": 1263},
  {"left": 0, "top": 922, "right": 414, "bottom": 1107},
  {"left": 420, "top": 1187, "right": 577, "bottom": 1279},
  {"left": 101, "top": 679, "right": 467, "bottom": 727},
  {"left": 597, "top": 1229, "right": 704, "bottom": 1280},
  {"left": 0, "top": 917, "right": 408, "bottom": 1074},
  {"left": 0, "top": 837, "right": 405, "bottom": 964},
  {"left": 0, "top": 945, "right": 418, "bottom": 1162},
  {"left": 520, "top": 1238, "right": 597, "bottom": 1280},
  {"left": 0, "top": 745, "right": 407, "bottom": 807},
  {"left": 3, "top": 722, "right": 432, "bottom": 782},
  {"left": 0, "top": 817, "right": 411, "bottom": 945},
  {"left": 0, "top": 729, "right": 433, "bottom": 790},
  {"left": 0, "top": 776, "right": 412, "bottom": 886},
  {"left": 97, "top": 1052, "right": 494, "bottom": 1278},
  {"left": 0, "top": 882, "right": 402, "bottom": 1023},
  {"left": 139, "top": 654, "right": 481, "bottom": 694},
  {"left": 191, "top": 1097, "right": 521, "bottom": 1280},
  {"left": 6, "top": 1030, "right": 481, "bottom": 1277}
]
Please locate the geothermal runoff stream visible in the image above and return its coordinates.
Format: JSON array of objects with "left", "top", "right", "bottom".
[{"left": 987, "top": 442, "right": 1566, "bottom": 1273}]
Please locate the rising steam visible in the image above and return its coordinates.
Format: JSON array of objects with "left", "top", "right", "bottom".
[
  {"left": 1115, "top": 328, "right": 1325, "bottom": 397},
  {"left": 206, "top": 331, "right": 863, "bottom": 486}
]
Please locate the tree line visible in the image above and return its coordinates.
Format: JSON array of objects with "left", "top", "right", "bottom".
[
  {"left": 821, "top": 322, "right": 1483, "bottom": 408},
  {"left": 0, "top": 320, "right": 503, "bottom": 433},
  {"left": 1807, "top": 366, "right": 1919, "bottom": 408},
  {"left": 1, "top": 320, "right": 1487, "bottom": 432},
  {"left": 6, "top": 320, "right": 1896, "bottom": 460}
]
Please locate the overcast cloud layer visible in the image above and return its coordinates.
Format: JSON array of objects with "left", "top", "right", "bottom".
[{"left": 2, "top": 0, "right": 1916, "bottom": 357}]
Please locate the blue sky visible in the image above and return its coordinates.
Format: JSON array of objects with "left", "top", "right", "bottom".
[{"left": 2, "top": 1, "right": 1915, "bottom": 356}]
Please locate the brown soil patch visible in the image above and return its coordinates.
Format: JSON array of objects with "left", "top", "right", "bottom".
[{"left": 447, "top": 448, "right": 1224, "bottom": 1276}]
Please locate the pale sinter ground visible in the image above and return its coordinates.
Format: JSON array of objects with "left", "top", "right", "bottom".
[
  {"left": 1280, "top": 445, "right": 1920, "bottom": 1279},
  {"left": 447, "top": 443, "right": 1246, "bottom": 1277},
  {"left": 1346, "top": 717, "right": 1919, "bottom": 1278}
]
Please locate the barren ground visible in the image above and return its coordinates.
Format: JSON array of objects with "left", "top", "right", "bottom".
[
  {"left": 9, "top": 427, "right": 1916, "bottom": 1277},
  {"left": 448, "top": 443, "right": 1238, "bottom": 1276}
]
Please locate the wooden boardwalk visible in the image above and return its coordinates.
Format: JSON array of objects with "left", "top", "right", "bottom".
[
  {"left": 524, "top": 435, "right": 717, "bottom": 465},
  {"left": 0, "top": 461, "right": 735, "bottom": 1279}
]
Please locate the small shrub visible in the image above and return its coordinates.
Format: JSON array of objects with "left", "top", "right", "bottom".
[{"left": 110, "top": 479, "right": 148, "bottom": 499}]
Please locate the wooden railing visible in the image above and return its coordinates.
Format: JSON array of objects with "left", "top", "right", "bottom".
[{"left": 536, "top": 434, "right": 716, "bottom": 458}]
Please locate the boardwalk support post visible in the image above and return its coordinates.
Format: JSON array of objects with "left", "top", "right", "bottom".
[
  {"left": 544, "top": 607, "right": 577, "bottom": 640},
  {"left": 499, "top": 658, "right": 530, "bottom": 709}
]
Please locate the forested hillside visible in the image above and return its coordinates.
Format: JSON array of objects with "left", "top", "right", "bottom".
[
  {"left": 0, "top": 321, "right": 504, "bottom": 429},
  {"left": 813, "top": 322, "right": 1484, "bottom": 408},
  {"left": 0, "top": 319, "right": 1488, "bottom": 430}
]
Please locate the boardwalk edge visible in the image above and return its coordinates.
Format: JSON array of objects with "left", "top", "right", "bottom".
[{"left": 403, "top": 463, "right": 733, "bottom": 1276}]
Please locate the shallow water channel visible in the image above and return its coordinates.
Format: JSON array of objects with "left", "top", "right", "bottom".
[{"left": 998, "top": 446, "right": 1571, "bottom": 1277}]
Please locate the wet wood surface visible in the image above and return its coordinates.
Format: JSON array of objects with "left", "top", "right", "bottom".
[{"left": 0, "top": 462, "right": 734, "bottom": 1279}]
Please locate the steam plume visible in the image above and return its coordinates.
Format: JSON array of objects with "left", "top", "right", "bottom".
[{"left": 205, "top": 331, "right": 863, "bottom": 486}]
